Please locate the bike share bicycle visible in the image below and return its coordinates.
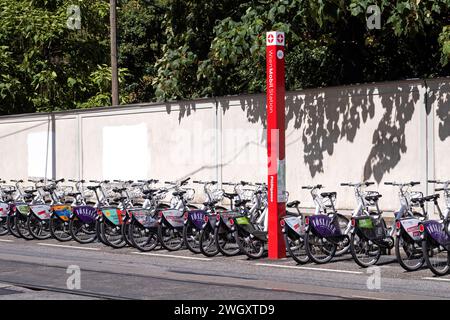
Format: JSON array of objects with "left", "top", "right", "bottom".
[
  {"left": 0, "top": 180, "right": 15, "bottom": 236},
  {"left": 127, "top": 180, "right": 170, "bottom": 252},
  {"left": 280, "top": 200, "right": 308, "bottom": 264},
  {"left": 344, "top": 182, "right": 394, "bottom": 267},
  {"left": 303, "top": 184, "right": 350, "bottom": 264},
  {"left": 157, "top": 177, "right": 197, "bottom": 251},
  {"left": 419, "top": 180, "right": 450, "bottom": 276},
  {"left": 385, "top": 181, "right": 427, "bottom": 271},
  {"left": 182, "top": 180, "right": 226, "bottom": 254}
]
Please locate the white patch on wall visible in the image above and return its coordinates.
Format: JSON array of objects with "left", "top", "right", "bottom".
[
  {"left": 27, "top": 131, "right": 53, "bottom": 178},
  {"left": 102, "top": 124, "right": 149, "bottom": 180}
]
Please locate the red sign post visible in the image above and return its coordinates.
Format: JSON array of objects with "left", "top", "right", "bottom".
[{"left": 266, "top": 31, "right": 286, "bottom": 259}]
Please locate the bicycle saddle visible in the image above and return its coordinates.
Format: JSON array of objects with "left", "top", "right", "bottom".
[
  {"left": 365, "top": 194, "right": 382, "bottom": 202},
  {"left": 287, "top": 200, "right": 300, "bottom": 208},
  {"left": 223, "top": 193, "right": 238, "bottom": 200},
  {"left": 87, "top": 186, "right": 100, "bottom": 191},
  {"left": 113, "top": 197, "right": 128, "bottom": 202},
  {"left": 321, "top": 192, "right": 336, "bottom": 198},
  {"left": 424, "top": 194, "right": 440, "bottom": 202},
  {"left": 234, "top": 199, "right": 250, "bottom": 207},
  {"left": 285, "top": 211, "right": 300, "bottom": 217},
  {"left": 67, "top": 192, "right": 81, "bottom": 197},
  {"left": 24, "top": 189, "right": 37, "bottom": 194},
  {"left": 173, "top": 190, "right": 187, "bottom": 197},
  {"left": 2, "top": 190, "right": 15, "bottom": 195},
  {"left": 113, "top": 188, "right": 126, "bottom": 193},
  {"left": 142, "top": 189, "right": 159, "bottom": 195},
  {"left": 203, "top": 200, "right": 218, "bottom": 207}
]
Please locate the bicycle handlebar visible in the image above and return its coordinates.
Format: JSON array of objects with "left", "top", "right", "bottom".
[{"left": 302, "top": 184, "right": 323, "bottom": 190}]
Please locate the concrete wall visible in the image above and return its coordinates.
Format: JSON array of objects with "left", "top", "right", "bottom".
[{"left": 0, "top": 78, "right": 448, "bottom": 215}]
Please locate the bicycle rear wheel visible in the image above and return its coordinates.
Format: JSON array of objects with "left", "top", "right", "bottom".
[
  {"left": 183, "top": 221, "right": 201, "bottom": 254},
  {"left": 305, "top": 231, "right": 336, "bottom": 264},
  {"left": 7, "top": 215, "right": 20, "bottom": 238},
  {"left": 100, "top": 221, "right": 126, "bottom": 248},
  {"left": 49, "top": 215, "right": 72, "bottom": 241},
  {"left": 235, "top": 230, "right": 264, "bottom": 259},
  {"left": 199, "top": 228, "right": 219, "bottom": 257},
  {"left": 15, "top": 215, "right": 33, "bottom": 240},
  {"left": 129, "top": 220, "right": 158, "bottom": 252},
  {"left": 395, "top": 236, "right": 424, "bottom": 271},
  {"left": 27, "top": 215, "right": 51, "bottom": 240},
  {"left": 285, "top": 234, "right": 309, "bottom": 264},
  {"left": 422, "top": 240, "right": 449, "bottom": 276},
  {"left": 69, "top": 218, "right": 97, "bottom": 244},
  {"left": 214, "top": 227, "right": 240, "bottom": 256},
  {"left": 158, "top": 224, "right": 184, "bottom": 251},
  {"left": 350, "top": 233, "right": 381, "bottom": 267}
]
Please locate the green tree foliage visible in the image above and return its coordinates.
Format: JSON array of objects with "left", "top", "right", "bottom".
[{"left": 0, "top": 0, "right": 449, "bottom": 114}]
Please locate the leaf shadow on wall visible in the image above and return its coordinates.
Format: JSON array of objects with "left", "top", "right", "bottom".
[
  {"left": 428, "top": 81, "right": 450, "bottom": 142},
  {"left": 237, "top": 84, "right": 420, "bottom": 183}
]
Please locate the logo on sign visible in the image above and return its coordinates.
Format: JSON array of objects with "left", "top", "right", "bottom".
[
  {"left": 277, "top": 50, "right": 284, "bottom": 59},
  {"left": 277, "top": 33, "right": 284, "bottom": 44},
  {"left": 267, "top": 34, "right": 274, "bottom": 44}
]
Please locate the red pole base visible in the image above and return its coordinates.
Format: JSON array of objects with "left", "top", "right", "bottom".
[{"left": 268, "top": 202, "right": 286, "bottom": 259}]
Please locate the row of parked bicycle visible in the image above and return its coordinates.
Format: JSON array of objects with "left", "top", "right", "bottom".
[{"left": 0, "top": 177, "right": 449, "bottom": 276}]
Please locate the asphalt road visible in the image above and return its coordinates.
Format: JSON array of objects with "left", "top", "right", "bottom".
[{"left": 0, "top": 235, "right": 449, "bottom": 300}]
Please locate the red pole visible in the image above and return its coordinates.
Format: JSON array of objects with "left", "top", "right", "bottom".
[{"left": 266, "top": 31, "right": 286, "bottom": 259}]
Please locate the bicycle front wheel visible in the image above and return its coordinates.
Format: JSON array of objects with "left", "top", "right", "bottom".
[
  {"left": 129, "top": 220, "right": 158, "bottom": 252},
  {"left": 199, "top": 228, "right": 219, "bottom": 257},
  {"left": 0, "top": 216, "right": 8, "bottom": 236},
  {"left": 157, "top": 223, "right": 184, "bottom": 251},
  {"left": 7, "top": 215, "right": 21, "bottom": 238},
  {"left": 235, "top": 230, "right": 264, "bottom": 259},
  {"left": 182, "top": 221, "right": 201, "bottom": 254},
  {"left": 100, "top": 221, "right": 126, "bottom": 249},
  {"left": 49, "top": 215, "right": 72, "bottom": 241}
]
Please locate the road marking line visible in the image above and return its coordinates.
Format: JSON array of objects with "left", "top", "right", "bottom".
[
  {"left": 422, "top": 277, "right": 450, "bottom": 282},
  {"left": 132, "top": 252, "right": 212, "bottom": 261},
  {"left": 0, "top": 239, "right": 13, "bottom": 243},
  {"left": 352, "top": 295, "right": 387, "bottom": 300},
  {"left": 255, "top": 263, "right": 364, "bottom": 274},
  {"left": 37, "top": 243, "right": 100, "bottom": 251}
]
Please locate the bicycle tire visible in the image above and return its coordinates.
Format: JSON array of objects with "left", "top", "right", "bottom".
[
  {"left": 350, "top": 232, "right": 381, "bottom": 267},
  {"left": 157, "top": 223, "right": 184, "bottom": 251},
  {"left": 284, "top": 233, "right": 309, "bottom": 264},
  {"left": 305, "top": 231, "right": 336, "bottom": 264},
  {"left": 7, "top": 215, "right": 20, "bottom": 238},
  {"left": 129, "top": 219, "right": 158, "bottom": 252},
  {"left": 0, "top": 217, "right": 8, "bottom": 236},
  {"left": 422, "top": 240, "right": 449, "bottom": 276},
  {"left": 27, "top": 214, "right": 51, "bottom": 240},
  {"left": 100, "top": 221, "right": 126, "bottom": 249},
  {"left": 214, "top": 227, "right": 240, "bottom": 256},
  {"left": 395, "top": 236, "right": 424, "bottom": 272},
  {"left": 69, "top": 218, "right": 96, "bottom": 244},
  {"left": 235, "top": 230, "right": 264, "bottom": 259},
  {"left": 182, "top": 220, "right": 201, "bottom": 254},
  {"left": 49, "top": 215, "right": 72, "bottom": 242},
  {"left": 14, "top": 215, "right": 33, "bottom": 240},
  {"left": 199, "top": 228, "right": 219, "bottom": 257}
]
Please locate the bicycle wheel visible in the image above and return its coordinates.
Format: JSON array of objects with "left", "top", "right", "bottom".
[
  {"left": 0, "top": 216, "right": 8, "bottom": 236},
  {"left": 27, "top": 215, "right": 51, "bottom": 240},
  {"left": 100, "top": 221, "right": 126, "bottom": 248},
  {"left": 69, "top": 218, "right": 97, "bottom": 244},
  {"left": 214, "top": 227, "right": 240, "bottom": 256},
  {"left": 182, "top": 220, "right": 201, "bottom": 254},
  {"left": 7, "top": 215, "right": 20, "bottom": 238},
  {"left": 96, "top": 220, "right": 108, "bottom": 245},
  {"left": 235, "top": 230, "right": 264, "bottom": 259},
  {"left": 199, "top": 228, "right": 219, "bottom": 257},
  {"left": 335, "top": 214, "right": 350, "bottom": 256},
  {"left": 284, "top": 234, "right": 309, "bottom": 264},
  {"left": 395, "top": 236, "right": 424, "bottom": 271},
  {"left": 15, "top": 215, "right": 33, "bottom": 240},
  {"left": 422, "top": 240, "right": 449, "bottom": 276},
  {"left": 157, "top": 223, "right": 183, "bottom": 251},
  {"left": 305, "top": 231, "right": 336, "bottom": 264},
  {"left": 350, "top": 233, "right": 381, "bottom": 267},
  {"left": 129, "top": 220, "right": 158, "bottom": 252},
  {"left": 121, "top": 222, "right": 133, "bottom": 247},
  {"left": 49, "top": 215, "right": 72, "bottom": 241}
]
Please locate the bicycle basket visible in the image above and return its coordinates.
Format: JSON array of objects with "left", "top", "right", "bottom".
[
  {"left": 210, "top": 189, "right": 224, "bottom": 202},
  {"left": 408, "top": 191, "right": 424, "bottom": 207},
  {"left": 182, "top": 188, "right": 195, "bottom": 201},
  {"left": 364, "top": 191, "right": 380, "bottom": 206},
  {"left": 239, "top": 189, "right": 256, "bottom": 201}
]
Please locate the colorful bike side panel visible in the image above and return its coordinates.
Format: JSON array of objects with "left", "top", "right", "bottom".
[
  {"left": 399, "top": 217, "right": 421, "bottom": 241},
  {"left": 161, "top": 209, "right": 184, "bottom": 228},
  {"left": 101, "top": 207, "right": 124, "bottom": 226},
  {"left": 187, "top": 210, "right": 207, "bottom": 229},
  {"left": 284, "top": 216, "right": 304, "bottom": 236},
  {"left": 73, "top": 205, "right": 98, "bottom": 224},
  {"left": 51, "top": 205, "right": 72, "bottom": 222},
  {"left": 15, "top": 203, "right": 30, "bottom": 216},
  {"left": 308, "top": 215, "right": 342, "bottom": 238},
  {"left": 219, "top": 211, "right": 242, "bottom": 229},
  {"left": 29, "top": 204, "right": 52, "bottom": 220},
  {"left": 0, "top": 202, "right": 9, "bottom": 217},
  {"left": 128, "top": 208, "right": 157, "bottom": 228},
  {"left": 354, "top": 216, "right": 385, "bottom": 241},
  {"left": 423, "top": 220, "right": 450, "bottom": 249}
]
